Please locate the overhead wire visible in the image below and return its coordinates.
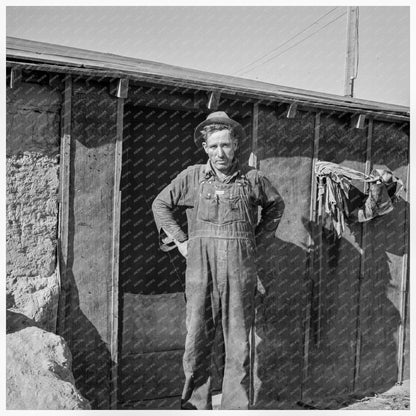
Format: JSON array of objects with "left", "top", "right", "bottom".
[
  {"left": 233, "top": 7, "right": 339, "bottom": 76},
  {"left": 235, "top": 10, "right": 347, "bottom": 77}
]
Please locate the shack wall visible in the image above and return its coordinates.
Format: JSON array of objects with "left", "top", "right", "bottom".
[
  {"left": 253, "top": 107, "right": 315, "bottom": 406},
  {"left": 254, "top": 106, "right": 409, "bottom": 405},
  {"left": 357, "top": 121, "right": 409, "bottom": 390},
  {"left": 57, "top": 78, "right": 120, "bottom": 409},
  {"left": 6, "top": 68, "right": 409, "bottom": 409},
  {"left": 302, "top": 113, "right": 367, "bottom": 399},
  {"left": 6, "top": 81, "right": 61, "bottom": 332}
]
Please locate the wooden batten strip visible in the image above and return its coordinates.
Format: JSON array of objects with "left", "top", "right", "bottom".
[
  {"left": 57, "top": 76, "right": 72, "bottom": 336},
  {"left": 207, "top": 91, "right": 221, "bottom": 110},
  {"left": 9, "top": 67, "right": 22, "bottom": 89},
  {"left": 315, "top": 131, "right": 324, "bottom": 350},
  {"left": 364, "top": 119, "right": 373, "bottom": 193},
  {"left": 248, "top": 103, "right": 259, "bottom": 168},
  {"left": 353, "top": 113, "right": 367, "bottom": 129},
  {"left": 286, "top": 102, "right": 298, "bottom": 119},
  {"left": 353, "top": 118, "right": 373, "bottom": 391},
  {"left": 110, "top": 96, "right": 125, "bottom": 409},
  {"left": 110, "top": 78, "right": 129, "bottom": 98},
  {"left": 249, "top": 102, "right": 259, "bottom": 406},
  {"left": 301, "top": 112, "right": 321, "bottom": 397},
  {"left": 397, "top": 162, "right": 410, "bottom": 383}
]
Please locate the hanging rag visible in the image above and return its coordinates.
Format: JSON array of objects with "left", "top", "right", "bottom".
[{"left": 315, "top": 161, "right": 404, "bottom": 238}]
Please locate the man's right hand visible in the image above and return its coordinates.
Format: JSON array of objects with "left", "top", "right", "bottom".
[{"left": 175, "top": 240, "right": 188, "bottom": 258}]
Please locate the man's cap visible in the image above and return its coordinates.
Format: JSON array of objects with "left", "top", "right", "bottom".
[{"left": 194, "top": 111, "right": 245, "bottom": 147}]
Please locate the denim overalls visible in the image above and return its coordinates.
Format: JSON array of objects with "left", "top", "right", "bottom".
[{"left": 181, "top": 170, "right": 257, "bottom": 410}]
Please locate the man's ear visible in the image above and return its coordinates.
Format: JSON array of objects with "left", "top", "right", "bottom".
[
  {"left": 233, "top": 139, "right": 239, "bottom": 151},
  {"left": 202, "top": 142, "right": 208, "bottom": 154}
]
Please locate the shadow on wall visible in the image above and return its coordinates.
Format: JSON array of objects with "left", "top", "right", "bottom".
[
  {"left": 251, "top": 107, "right": 408, "bottom": 407},
  {"left": 57, "top": 89, "right": 117, "bottom": 410},
  {"left": 57, "top": 255, "right": 114, "bottom": 410},
  {"left": 6, "top": 310, "right": 40, "bottom": 334},
  {"left": 252, "top": 196, "right": 407, "bottom": 409}
]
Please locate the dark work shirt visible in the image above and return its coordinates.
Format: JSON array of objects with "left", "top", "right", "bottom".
[{"left": 152, "top": 160, "right": 285, "bottom": 244}]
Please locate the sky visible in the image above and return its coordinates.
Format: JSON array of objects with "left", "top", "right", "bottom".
[
  {"left": 2, "top": 4, "right": 412, "bottom": 241},
  {"left": 4, "top": 5, "right": 411, "bottom": 106}
]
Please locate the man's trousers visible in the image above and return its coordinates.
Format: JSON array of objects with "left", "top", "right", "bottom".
[{"left": 180, "top": 237, "right": 257, "bottom": 410}]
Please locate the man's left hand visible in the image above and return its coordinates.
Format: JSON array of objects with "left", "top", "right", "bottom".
[{"left": 175, "top": 240, "right": 188, "bottom": 258}]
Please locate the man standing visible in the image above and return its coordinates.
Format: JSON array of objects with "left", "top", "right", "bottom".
[{"left": 152, "top": 111, "right": 284, "bottom": 409}]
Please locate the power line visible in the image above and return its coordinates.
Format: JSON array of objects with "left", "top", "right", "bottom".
[
  {"left": 236, "top": 10, "right": 347, "bottom": 77},
  {"left": 233, "top": 7, "right": 339, "bottom": 76}
]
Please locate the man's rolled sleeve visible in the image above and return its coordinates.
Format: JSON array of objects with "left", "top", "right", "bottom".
[
  {"left": 152, "top": 168, "right": 195, "bottom": 245},
  {"left": 256, "top": 173, "right": 285, "bottom": 235}
]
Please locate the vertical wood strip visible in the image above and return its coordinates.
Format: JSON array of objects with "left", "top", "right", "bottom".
[
  {"left": 110, "top": 97, "right": 124, "bottom": 409},
  {"left": 249, "top": 103, "right": 259, "bottom": 168},
  {"left": 364, "top": 119, "right": 373, "bottom": 193},
  {"left": 57, "top": 75, "right": 72, "bottom": 336},
  {"left": 10, "top": 67, "right": 22, "bottom": 89},
  {"left": 301, "top": 112, "right": 320, "bottom": 397},
  {"left": 353, "top": 118, "right": 373, "bottom": 390},
  {"left": 249, "top": 102, "right": 259, "bottom": 406},
  {"left": 316, "top": 149, "right": 323, "bottom": 348},
  {"left": 397, "top": 158, "right": 409, "bottom": 383}
]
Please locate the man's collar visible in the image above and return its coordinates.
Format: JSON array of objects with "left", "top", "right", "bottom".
[{"left": 203, "top": 159, "right": 241, "bottom": 183}]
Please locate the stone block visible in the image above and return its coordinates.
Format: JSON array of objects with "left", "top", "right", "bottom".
[{"left": 6, "top": 323, "right": 91, "bottom": 409}]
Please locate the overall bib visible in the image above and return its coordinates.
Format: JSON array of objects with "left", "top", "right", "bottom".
[{"left": 181, "top": 172, "right": 257, "bottom": 410}]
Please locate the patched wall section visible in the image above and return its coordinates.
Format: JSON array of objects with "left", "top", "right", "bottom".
[{"left": 6, "top": 82, "right": 62, "bottom": 332}]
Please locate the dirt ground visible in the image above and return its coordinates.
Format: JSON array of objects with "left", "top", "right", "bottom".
[
  {"left": 294, "top": 379, "right": 410, "bottom": 410},
  {"left": 340, "top": 380, "right": 410, "bottom": 410},
  {"left": 211, "top": 380, "right": 410, "bottom": 410}
]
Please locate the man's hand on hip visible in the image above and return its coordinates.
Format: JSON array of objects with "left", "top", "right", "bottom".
[{"left": 175, "top": 240, "right": 188, "bottom": 258}]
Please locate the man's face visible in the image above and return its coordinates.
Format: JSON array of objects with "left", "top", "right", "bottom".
[{"left": 202, "top": 129, "right": 238, "bottom": 173}]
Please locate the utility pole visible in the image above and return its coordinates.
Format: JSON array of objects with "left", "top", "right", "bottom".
[{"left": 344, "top": 6, "right": 359, "bottom": 97}]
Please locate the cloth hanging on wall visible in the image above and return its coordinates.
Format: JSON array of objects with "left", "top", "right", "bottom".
[{"left": 315, "top": 161, "right": 404, "bottom": 238}]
